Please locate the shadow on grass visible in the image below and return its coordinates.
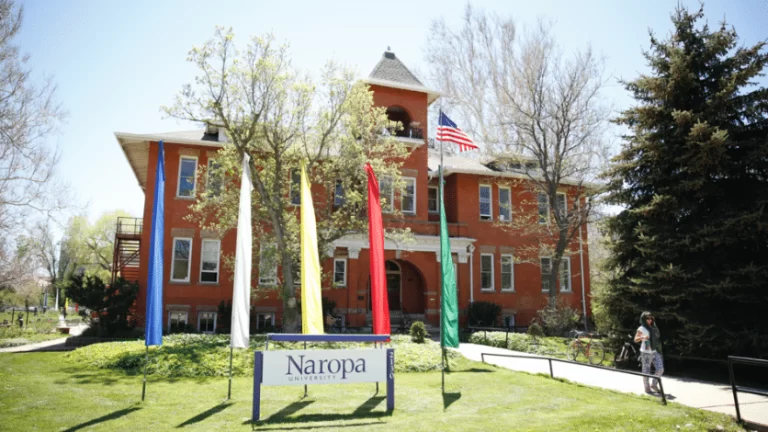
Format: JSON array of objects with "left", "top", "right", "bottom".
[
  {"left": 442, "top": 391, "right": 462, "bottom": 410},
  {"left": 62, "top": 406, "right": 141, "bottom": 432},
  {"left": 248, "top": 395, "right": 392, "bottom": 427},
  {"left": 177, "top": 401, "right": 234, "bottom": 427},
  {"left": 451, "top": 367, "right": 494, "bottom": 373}
]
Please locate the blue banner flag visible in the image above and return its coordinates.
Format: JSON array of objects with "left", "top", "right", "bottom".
[{"left": 145, "top": 140, "right": 165, "bottom": 346}]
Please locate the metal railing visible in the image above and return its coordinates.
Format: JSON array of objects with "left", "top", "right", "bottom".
[
  {"left": 481, "top": 352, "right": 667, "bottom": 405},
  {"left": 116, "top": 217, "right": 143, "bottom": 237},
  {"left": 728, "top": 355, "right": 768, "bottom": 425}
]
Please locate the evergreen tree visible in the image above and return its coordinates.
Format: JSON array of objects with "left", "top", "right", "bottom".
[{"left": 600, "top": 6, "right": 768, "bottom": 359}]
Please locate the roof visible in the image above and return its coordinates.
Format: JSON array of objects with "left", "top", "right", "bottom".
[
  {"left": 427, "top": 149, "right": 602, "bottom": 191},
  {"left": 364, "top": 49, "right": 441, "bottom": 105}
]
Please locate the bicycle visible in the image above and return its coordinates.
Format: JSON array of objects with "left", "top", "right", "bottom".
[
  {"left": 614, "top": 334, "right": 640, "bottom": 366},
  {"left": 566, "top": 330, "right": 606, "bottom": 365}
]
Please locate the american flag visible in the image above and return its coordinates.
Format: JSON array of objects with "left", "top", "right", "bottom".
[{"left": 437, "top": 111, "right": 478, "bottom": 152}]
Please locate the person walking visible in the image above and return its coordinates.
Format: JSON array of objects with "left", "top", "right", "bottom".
[{"left": 635, "top": 311, "right": 664, "bottom": 394}]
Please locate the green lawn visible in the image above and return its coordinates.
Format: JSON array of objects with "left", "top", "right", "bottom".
[{"left": 0, "top": 349, "right": 744, "bottom": 431}]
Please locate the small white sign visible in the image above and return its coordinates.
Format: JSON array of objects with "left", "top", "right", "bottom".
[{"left": 262, "top": 349, "right": 387, "bottom": 386}]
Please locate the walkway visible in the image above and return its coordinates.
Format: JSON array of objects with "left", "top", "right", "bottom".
[
  {"left": 457, "top": 343, "right": 768, "bottom": 427},
  {"left": 0, "top": 322, "right": 89, "bottom": 353}
]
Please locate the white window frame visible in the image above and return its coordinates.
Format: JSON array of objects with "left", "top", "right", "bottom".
[
  {"left": 402, "top": 177, "right": 417, "bottom": 214},
  {"left": 197, "top": 311, "right": 217, "bottom": 334},
  {"left": 168, "top": 310, "right": 188, "bottom": 329},
  {"left": 560, "top": 257, "right": 572, "bottom": 293},
  {"left": 333, "top": 258, "right": 347, "bottom": 287},
  {"left": 480, "top": 253, "right": 494, "bottom": 291},
  {"left": 177, "top": 156, "right": 198, "bottom": 198},
  {"left": 499, "top": 187, "right": 511, "bottom": 222},
  {"left": 170, "top": 237, "right": 193, "bottom": 282},
  {"left": 199, "top": 239, "right": 220, "bottom": 284},
  {"left": 290, "top": 168, "right": 301, "bottom": 206},
  {"left": 556, "top": 192, "right": 567, "bottom": 219},
  {"left": 256, "top": 313, "right": 276, "bottom": 329},
  {"left": 500, "top": 254, "right": 515, "bottom": 292},
  {"left": 258, "top": 243, "right": 278, "bottom": 286},
  {"left": 541, "top": 257, "right": 552, "bottom": 293},
  {"left": 428, "top": 186, "right": 438, "bottom": 213},
  {"left": 479, "top": 184, "right": 492, "bottom": 221},
  {"left": 380, "top": 176, "right": 394, "bottom": 213},
  {"left": 538, "top": 193, "right": 549, "bottom": 225}
]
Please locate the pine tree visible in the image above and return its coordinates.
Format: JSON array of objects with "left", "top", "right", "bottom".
[{"left": 600, "top": 6, "right": 768, "bottom": 359}]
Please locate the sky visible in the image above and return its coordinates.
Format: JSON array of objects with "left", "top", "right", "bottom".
[{"left": 17, "top": 0, "right": 768, "bottom": 225}]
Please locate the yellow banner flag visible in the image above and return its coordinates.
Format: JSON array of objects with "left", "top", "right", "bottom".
[{"left": 300, "top": 161, "right": 324, "bottom": 334}]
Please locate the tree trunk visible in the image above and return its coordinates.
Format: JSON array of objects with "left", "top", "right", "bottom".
[{"left": 280, "top": 252, "right": 300, "bottom": 332}]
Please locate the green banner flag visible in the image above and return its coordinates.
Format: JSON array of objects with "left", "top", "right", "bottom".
[{"left": 439, "top": 165, "right": 459, "bottom": 348}]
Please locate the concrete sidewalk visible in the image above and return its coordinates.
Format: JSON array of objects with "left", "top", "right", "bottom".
[
  {"left": 457, "top": 343, "right": 768, "bottom": 427},
  {"left": 0, "top": 322, "right": 89, "bottom": 353}
]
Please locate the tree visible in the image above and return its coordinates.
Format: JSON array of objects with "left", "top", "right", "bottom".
[
  {"left": 0, "top": 0, "right": 66, "bottom": 237},
  {"left": 601, "top": 6, "right": 768, "bottom": 358},
  {"left": 58, "top": 210, "right": 132, "bottom": 283},
  {"left": 426, "top": 5, "right": 609, "bottom": 302},
  {"left": 66, "top": 274, "right": 138, "bottom": 335},
  {"left": 164, "top": 29, "right": 411, "bottom": 331}
]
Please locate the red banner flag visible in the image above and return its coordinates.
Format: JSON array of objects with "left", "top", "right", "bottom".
[{"left": 366, "top": 163, "right": 390, "bottom": 337}]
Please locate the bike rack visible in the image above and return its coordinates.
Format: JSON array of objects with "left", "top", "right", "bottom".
[
  {"left": 728, "top": 355, "right": 768, "bottom": 427},
  {"left": 481, "top": 352, "right": 667, "bottom": 405}
]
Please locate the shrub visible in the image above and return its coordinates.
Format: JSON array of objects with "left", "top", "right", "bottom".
[
  {"left": 536, "top": 300, "right": 580, "bottom": 336},
  {"left": 410, "top": 321, "right": 427, "bottom": 343},
  {"left": 467, "top": 301, "right": 501, "bottom": 327},
  {"left": 527, "top": 322, "right": 545, "bottom": 337}
]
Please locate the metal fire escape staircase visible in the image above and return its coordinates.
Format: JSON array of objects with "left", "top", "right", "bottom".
[{"left": 111, "top": 217, "right": 143, "bottom": 285}]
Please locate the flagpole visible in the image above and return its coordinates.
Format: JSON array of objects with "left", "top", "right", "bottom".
[
  {"left": 439, "top": 110, "right": 445, "bottom": 394},
  {"left": 227, "top": 346, "right": 234, "bottom": 400},
  {"left": 142, "top": 346, "right": 149, "bottom": 401}
]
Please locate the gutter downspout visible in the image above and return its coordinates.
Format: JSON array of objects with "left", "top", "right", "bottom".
[
  {"left": 469, "top": 251, "right": 474, "bottom": 304},
  {"left": 578, "top": 198, "right": 588, "bottom": 332}
]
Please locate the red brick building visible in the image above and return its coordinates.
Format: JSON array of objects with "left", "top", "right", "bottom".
[{"left": 114, "top": 50, "right": 591, "bottom": 333}]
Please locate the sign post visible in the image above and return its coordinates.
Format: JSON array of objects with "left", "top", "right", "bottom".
[{"left": 252, "top": 334, "right": 394, "bottom": 422}]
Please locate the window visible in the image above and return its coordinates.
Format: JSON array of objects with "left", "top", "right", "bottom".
[
  {"left": 168, "top": 311, "right": 188, "bottom": 330},
  {"left": 256, "top": 313, "right": 275, "bottom": 329},
  {"left": 402, "top": 177, "right": 416, "bottom": 214},
  {"left": 479, "top": 185, "right": 492, "bottom": 220},
  {"left": 334, "top": 180, "right": 345, "bottom": 207},
  {"left": 380, "top": 176, "right": 393, "bottom": 213},
  {"left": 501, "top": 254, "right": 514, "bottom": 291},
  {"left": 541, "top": 257, "right": 552, "bottom": 292},
  {"left": 560, "top": 257, "right": 572, "bottom": 292},
  {"left": 556, "top": 192, "right": 567, "bottom": 220},
  {"left": 290, "top": 168, "right": 301, "bottom": 205},
  {"left": 177, "top": 156, "right": 198, "bottom": 198},
  {"left": 333, "top": 258, "right": 347, "bottom": 287},
  {"left": 206, "top": 159, "right": 222, "bottom": 197},
  {"left": 259, "top": 243, "right": 278, "bottom": 286},
  {"left": 504, "top": 314, "right": 516, "bottom": 329},
  {"left": 198, "top": 311, "right": 217, "bottom": 333},
  {"left": 480, "top": 253, "right": 494, "bottom": 291},
  {"left": 538, "top": 193, "right": 549, "bottom": 224},
  {"left": 428, "top": 186, "right": 438, "bottom": 213},
  {"left": 499, "top": 187, "right": 511, "bottom": 222},
  {"left": 200, "top": 239, "right": 220, "bottom": 283},
  {"left": 171, "top": 238, "right": 192, "bottom": 282}
]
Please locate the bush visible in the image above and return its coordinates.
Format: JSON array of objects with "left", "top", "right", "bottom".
[
  {"left": 467, "top": 301, "right": 501, "bottom": 327},
  {"left": 536, "top": 300, "right": 580, "bottom": 336},
  {"left": 410, "top": 321, "right": 427, "bottom": 343},
  {"left": 527, "top": 322, "right": 545, "bottom": 337}
]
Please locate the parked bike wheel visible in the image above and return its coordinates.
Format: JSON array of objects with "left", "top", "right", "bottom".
[
  {"left": 587, "top": 341, "right": 606, "bottom": 365},
  {"left": 566, "top": 340, "right": 581, "bottom": 361}
]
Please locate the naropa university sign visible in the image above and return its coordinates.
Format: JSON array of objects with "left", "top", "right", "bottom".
[
  {"left": 262, "top": 349, "right": 386, "bottom": 385},
  {"left": 253, "top": 347, "right": 395, "bottom": 421}
]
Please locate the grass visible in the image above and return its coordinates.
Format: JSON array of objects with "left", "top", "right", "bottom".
[
  {"left": 0, "top": 339, "right": 746, "bottom": 431},
  {"left": 0, "top": 311, "right": 69, "bottom": 348}
]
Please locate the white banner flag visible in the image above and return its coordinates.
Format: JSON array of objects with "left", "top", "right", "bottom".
[{"left": 231, "top": 154, "right": 253, "bottom": 348}]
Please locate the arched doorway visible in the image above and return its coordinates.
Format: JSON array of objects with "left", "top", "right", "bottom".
[
  {"left": 385, "top": 106, "right": 412, "bottom": 138},
  {"left": 385, "top": 260, "right": 401, "bottom": 311}
]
